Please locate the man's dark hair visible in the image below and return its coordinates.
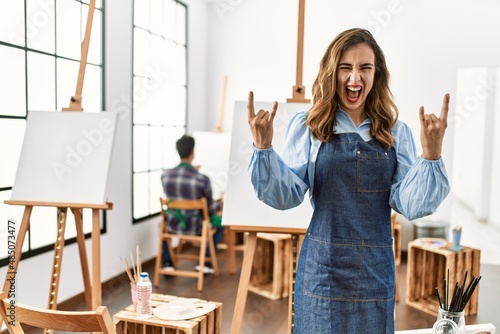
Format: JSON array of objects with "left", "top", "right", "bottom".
[{"left": 176, "top": 135, "right": 195, "bottom": 158}]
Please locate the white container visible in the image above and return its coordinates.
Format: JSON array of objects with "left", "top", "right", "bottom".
[{"left": 136, "top": 272, "right": 152, "bottom": 319}]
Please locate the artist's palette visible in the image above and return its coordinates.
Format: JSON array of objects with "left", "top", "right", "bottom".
[
  {"left": 414, "top": 238, "right": 448, "bottom": 248},
  {"left": 153, "top": 299, "right": 216, "bottom": 321}
]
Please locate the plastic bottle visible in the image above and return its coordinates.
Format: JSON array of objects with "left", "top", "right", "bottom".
[{"left": 136, "top": 272, "right": 152, "bottom": 319}]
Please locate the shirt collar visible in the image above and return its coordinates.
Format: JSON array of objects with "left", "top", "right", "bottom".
[
  {"left": 336, "top": 108, "right": 372, "bottom": 130},
  {"left": 176, "top": 162, "right": 195, "bottom": 169}
]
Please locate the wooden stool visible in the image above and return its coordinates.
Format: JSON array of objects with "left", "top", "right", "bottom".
[
  {"left": 406, "top": 238, "right": 481, "bottom": 316},
  {"left": 113, "top": 293, "right": 222, "bottom": 334},
  {"left": 248, "top": 233, "right": 291, "bottom": 300}
]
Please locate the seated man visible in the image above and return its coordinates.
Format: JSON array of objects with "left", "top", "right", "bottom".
[{"left": 160, "top": 134, "right": 224, "bottom": 274}]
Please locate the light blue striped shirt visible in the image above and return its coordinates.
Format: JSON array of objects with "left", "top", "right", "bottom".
[{"left": 248, "top": 110, "right": 449, "bottom": 221}]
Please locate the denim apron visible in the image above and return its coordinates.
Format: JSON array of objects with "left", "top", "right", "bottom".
[{"left": 294, "top": 133, "right": 397, "bottom": 333}]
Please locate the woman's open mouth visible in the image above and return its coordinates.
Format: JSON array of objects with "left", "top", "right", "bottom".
[{"left": 345, "top": 85, "right": 362, "bottom": 104}]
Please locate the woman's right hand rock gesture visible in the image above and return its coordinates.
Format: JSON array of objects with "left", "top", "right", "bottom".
[{"left": 247, "top": 91, "right": 278, "bottom": 149}]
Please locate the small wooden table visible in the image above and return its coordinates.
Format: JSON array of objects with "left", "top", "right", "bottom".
[
  {"left": 113, "top": 293, "right": 222, "bottom": 334},
  {"left": 406, "top": 238, "right": 481, "bottom": 316}
]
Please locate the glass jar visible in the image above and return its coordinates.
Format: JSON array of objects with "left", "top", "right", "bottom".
[{"left": 433, "top": 307, "right": 466, "bottom": 334}]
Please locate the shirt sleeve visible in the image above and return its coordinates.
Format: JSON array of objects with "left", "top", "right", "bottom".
[
  {"left": 247, "top": 112, "right": 310, "bottom": 210},
  {"left": 389, "top": 121, "right": 450, "bottom": 221}
]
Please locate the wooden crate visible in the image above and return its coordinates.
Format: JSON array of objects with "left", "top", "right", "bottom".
[
  {"left": 248, "top": 233, "right": 291, "bottom": 300},
  {"left": 406, "top": 238, "right": 481, "bottom": 317},
  {"left": 114, "top": 293, "right": 222, "bottom": 334}
]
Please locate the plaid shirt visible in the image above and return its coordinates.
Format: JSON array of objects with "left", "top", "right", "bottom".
[{"left": 161, "top": 163, "right": 220, "bottom": 235}]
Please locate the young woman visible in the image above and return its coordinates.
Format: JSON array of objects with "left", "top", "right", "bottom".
[{"left": 247, "top": 28, "right": 450, "bottom": 333}]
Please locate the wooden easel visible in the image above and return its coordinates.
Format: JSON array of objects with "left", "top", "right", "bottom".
[
  {"left": 1, "top": 1, "right": 108, "bottom": 332},
  {"left": 2, "top": 200, "right": 112, "bottom": 314},
  {"left": 230, "top": 226, "right": 305, "bottom": 334},
  {"left": 62, "top": 0, "right": 96, "bottom": 111},
  {"left": 213, "top": 75, "right": 228, "bottom": 133},
  {"left": 287, "top": 0, "right": 310, "bottom": 103}
]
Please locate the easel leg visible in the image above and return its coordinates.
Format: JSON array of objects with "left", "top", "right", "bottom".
[
  {"left": 228, "top": 229, "right": 236, "bottom": 274},
  {"left": 230, "top": 231, "right": 257, "bottom": 334},
  {"left": 72, "top": 207, "right": 92, "bottom": 310},
  {"left": 2, "top": 206, "right": 31, "bottom": 289},
  {"left": 91, "top": 209, "right": 101, "bottom": 310},
  {"left": 1, "top": 206, "right": 32, "bottom": 329}
]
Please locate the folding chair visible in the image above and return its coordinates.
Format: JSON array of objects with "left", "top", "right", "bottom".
[
  {"left": 154, "top": 197, "right": 219, "bottom": 292},
  {"left": 0, "top": 291, "right": 116, "bottom": 334}
]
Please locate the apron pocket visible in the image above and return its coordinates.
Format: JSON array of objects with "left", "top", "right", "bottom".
[
  {"left": 303, "top": 236, "right": 394, "bottom": 302},
  {"left": 357, "top": 151, "right": 391, "bottom": 192}
]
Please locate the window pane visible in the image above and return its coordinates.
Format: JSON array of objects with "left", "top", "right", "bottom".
[
  {"left": 87, "top": 8, "right": 103, "bottom": 65},
  {"left": 171, "top": 43, "right": 186, "bottom": 85},
  {"left": 149, "top": 126, "right": 164, "bottom": 170},
  {"left": 150, "top": 35, "right": 168, "bottom": 77},
  {"left": 56, "top": 58, "right": 80, "bottom": 111},
  {"left": 144, "top": 78, "right": 169, "bottom": 125},
  {"left": 134, "top": 173, "right": 150, "bottom": 219},
  {"left": 26, "top": 0, "right": 56, "bottom": 53},
  {"left": 27, "top": 52, "right": 56, "bottom": 112},
  {"left": 163, "top": 127, "right": 184, "bottom": 167},
  {"left": 176, "top": 3, "right": 186, "bottom": 45},
  {"left": 133, "top": 76, "right": 151, "bottom": 125},
  {"left": 56, "top": 0, "right": 81, "bottom": 59},
  {"left": 0, "top": 45, "right": 26, "bottom": 116},
  {"left": 134, "top": 73, "right": 170, "bottom": 126},
  {"left": 163, "top": 0, "right": 176, "bottom": 41},
  {"left": 82, "top": 64, "right": 103, "bottom": 112},
  {"left": 133, "top": 28, "right": 151, "bottom": 78},
  {"left": 134, "top": 125, "right": 149, "bottom": 172},
  {"left": 0, "top": 1, "right": 25, "bottom": 46},
  {"left": 164, "top": 84, "right": 186, "bottom": 126},
  {"left": 0, "top": 119, "right": 26, "bottom": 188},
  {"left": 149, "top": 169, "right": 163, "bottom": 213},
  {"left": 150, "top": 0, "right": 164, "bottom": 35},
  {"left": 134, "top": 0, "right": 151, "bottom": 30}
]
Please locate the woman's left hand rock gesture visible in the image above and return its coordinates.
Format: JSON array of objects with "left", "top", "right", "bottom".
[{"left": 419, "top": 94, "right": 450, "bottom": 160}]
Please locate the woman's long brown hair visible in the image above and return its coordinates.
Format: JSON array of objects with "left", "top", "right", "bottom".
[{"left": 306, "top": 28, "right": 398, "bottom": 147}]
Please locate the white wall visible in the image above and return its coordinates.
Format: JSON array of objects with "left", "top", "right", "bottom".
[
  {"left": 452, "top": 67, "right": 498, "bottom": 223},
  {"left": 186, "top": 1, "right": 209, "bottom": 132},
  {"left": 489, "top": 68, "right": 500, "bottom": 228}
]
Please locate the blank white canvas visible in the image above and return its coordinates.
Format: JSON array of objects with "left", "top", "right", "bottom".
[
  {"left": 192, "top": 131, "right": 231, "bottom": 200},
  {"left": 10, "top": 110, "right": 118, "bottom": 204},
  {"left": 222, "top": 101, "right": 313, "bottom": 229}
]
